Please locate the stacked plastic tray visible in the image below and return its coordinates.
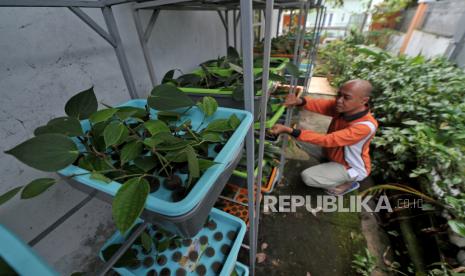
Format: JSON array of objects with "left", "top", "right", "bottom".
[
  {"left": 100, "top": 208, "right": 246, "bottom": 276},
  {"left": 60, "top": 99, "right": 253, "bottom": 237},
  {"left": 0, "top": 225, "right": 58, "bottom": 276}
]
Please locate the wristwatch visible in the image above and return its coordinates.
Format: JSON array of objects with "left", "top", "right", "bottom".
[
  {"left": 290, "top": 128, "right": 301, "bottom": 138},
  {"left": 297, "top": 97, "right": 306, "bottom": 107}
]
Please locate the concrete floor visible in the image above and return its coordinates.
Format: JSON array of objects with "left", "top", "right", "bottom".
[{"left": 249, "top": 100, "right": 369, "bottom": 276}]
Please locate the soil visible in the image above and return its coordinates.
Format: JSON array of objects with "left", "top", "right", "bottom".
[{"left": 164, "top": 175, "right": 182, "bottom": 190}]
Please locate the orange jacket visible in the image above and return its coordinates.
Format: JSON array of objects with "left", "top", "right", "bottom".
[{"left": 296, "top": 97, "right": 378, "bottom": 181}]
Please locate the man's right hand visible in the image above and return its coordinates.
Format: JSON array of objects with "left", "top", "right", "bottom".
[{"left": 284, "top": 93, "right": 303, "bottom": 107}]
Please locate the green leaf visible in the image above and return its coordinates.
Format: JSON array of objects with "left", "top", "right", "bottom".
[
  {"left": 148, "top": 84, "right": 194, "bottom": 111},
  {"left": 34, "top": 117, "right": 84, "bottom": 137},
  {"left": 112, "top": 177, "right": 150, "bottom": 234},
  {"left": 144, "top": 120, "right": 170, "bottom": 136},
  {"left": 201, "top": 132, "right": 222, "bottom": 142},
  {"left": 89, "top": 108, "right": 118, "bottom": 124},
  {"left": 90, "top": 172, "right": 112, "bottom": 184},
  {"left": 227, "top": 46, "right": 240, "bottom": 62},
  {"left": 197, "top": 96, "right": 218, "bottom": 117},
  {"left": 205, "top": 119, "right": 233, "bottom": 132},
  {"left": 402, "top": 120, "right": 419, "bottom": 126},
  {"left": 101, "top": 244, "right": 138, "bottom": 268},
  {"left": 133, "top": 156, "right": 157, "bottom": 172},
  {"left": 198, "top": 159, "right": 216, "bottom": 171},
  {"left": 228, "top": 114, "right": 241, "bottom": 129},
  {"left": 65, "top": 87, "right": 98, "bottom": 120},
  {"left": 176, "top": 74, "right": 202, "bottom": 86},
  {"left": 0, "top": 186, "right": 23, "bottom": 206},
  {"left": 228, "top": 63, "right": 244, "bottom": 74},
  {"left": 162, "top": 69, "right": 177, "bottom": 84},
  {"left": 165, "top": 150, "right": 188, "bottom": 163},
  {"left": 116, "top": 107, "right": 147, "bottom": 120},
  {"left": 103, "top": 122, "right": 129, "bottom": 148},
  {"left": 269, "top": 72, "right": 286, "bottom": 83},
  {"left": 21, "top": 178, "right": 56, "bottom": 199},
  {"left": 156, "top": 140, "right": 190, "bottom": 151},
  {"left": 141, "top": 231, "right": 152, "bottom": 252},
  {"left": 156, "top": 238, "right": 170, "bottom": 252},
  {"left": 120, "top": 141, "right": 143, "bottom": 165},
  {"left": 232, "top": 85, "right": 244, "bottom": 101},
  {"left": 448, "top": 220, "right": 465, "bottom": 238},
  {"left": 186, "top": 145, "right": 199, "bottom": 178},
  {"left": 5, "top": 134, "right": 79, "bottom": 172},
  {"left": 78, "top": 155, "right": 113, "bottom": 172},
  {"left": 285, "top": 62, "right": 300, "bottom": 78}
]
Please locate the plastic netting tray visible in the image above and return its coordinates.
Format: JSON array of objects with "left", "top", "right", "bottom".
[
  {"left": 0, "top": 225, "right": 58, "bottom": 276},
  {"left": 234, "top": 262, "right": 249, "bottom": 276},
  {"left": 99, "top": 208, "right": 246, "bottom": 276},
  {"left": 59, "top": 99, "right": 252, "bottom": 237}
]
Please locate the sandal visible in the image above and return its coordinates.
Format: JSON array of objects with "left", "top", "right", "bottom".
[{"left": 325, "top": 181, "right": 360, "bottom": 196}]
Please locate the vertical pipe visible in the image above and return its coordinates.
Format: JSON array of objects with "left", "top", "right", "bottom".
[
  {"left": 289, "top": 10, "right": 293, "bottom": 33},
  {"left": 277, "top": 9, "right": 282, "bottom": 37},
  {"left": 102, "top": 6, "right": 138, "bottom": 99},
  {"left": 233, "top": 10, "right": 238, "bottom": 48},
  {"left": 303, "top": 5, "right": 326, "bottom": 91},
  {"left": 240, "top": 0, "right": 256, "bottom": 274},
  {"left": 225, "top": 10, "right": 230, "bottom": 49},
  {"left": 254, "top": 0, "right": 275, "bottom": 252},
  {"left": 132, "top": 8, "right": 157, "bottom": 87},
  {"left": 278, "top": 2, "right": 305, "bottom": 181}
]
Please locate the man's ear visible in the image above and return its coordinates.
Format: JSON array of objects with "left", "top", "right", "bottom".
[{"left": 361, "top": 96, "right": 370, "bottom": 105}]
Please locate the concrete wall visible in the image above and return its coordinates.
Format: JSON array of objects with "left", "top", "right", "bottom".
[
  {"left": 385, "top": 0, "right": 465, "bottom": 68},
  {"left": 0, "top": 5, "right": 228, "bottom": 273}
]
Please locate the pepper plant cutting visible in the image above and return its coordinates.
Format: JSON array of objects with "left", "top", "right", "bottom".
[{"left": 2, "top": 85, "right": 243, "bottom": 234}]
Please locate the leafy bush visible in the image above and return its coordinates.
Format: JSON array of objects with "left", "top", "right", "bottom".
[{"left": 316, "top": 39, "right": 465, "bottom": 223}]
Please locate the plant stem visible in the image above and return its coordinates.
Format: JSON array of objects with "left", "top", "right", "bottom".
[
  {"left": 184, "top": 125, "right": 201, "bottom": 143},
  {"left": 154, "top": 152, "right": 171, "bottom": 177},
  {"left": 67, "top": 169, "right": 121, "bottom": 178},
  {"left": 112, "top": 173, "right": 147, "bottom": 181}
]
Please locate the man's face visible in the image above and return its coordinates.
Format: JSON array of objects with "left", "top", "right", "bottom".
[{"left": 335, "top": 85, "right": 368, "bottom": 113}]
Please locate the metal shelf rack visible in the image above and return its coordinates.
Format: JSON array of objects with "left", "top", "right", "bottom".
[{"left": 0, "top": 0, "right": 325, "bottom": 275}]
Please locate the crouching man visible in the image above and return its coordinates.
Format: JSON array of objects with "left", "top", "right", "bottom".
[{"left": 270, "top": 79, "right": 378, "bottom": 195}]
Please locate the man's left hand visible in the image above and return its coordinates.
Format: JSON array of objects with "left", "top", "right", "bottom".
[{"left": 269, "top": 124, "right": 293, "bottom": 135}]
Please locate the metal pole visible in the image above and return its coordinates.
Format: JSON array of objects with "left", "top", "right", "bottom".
[
  {"left": 69, "top": 7, "right": 116, "bottom": 47},
  {"left": 102, "top": 6, "right": 139, "bottom": 99},
  {"left": 303, "top": 5, "right": 326, "bottom": 91},
  {"left": 240, "top": 0, "right": 256, "bottom": 274},
  {"left": 254, "top": 0, "right": 274, "bottom": 254},
  {"left": 225, "top": 10, "right": 230, "bottom": 49},
  {"left": 233, "top": 10, "right": 238, "bottom": 48},
  {"left": 277, "top": 1, "right": 305, "bottom": 181},
  {"left": 132, "top": 8, "right": 158, "bottom": 86},
  {"left": 289, "top": 10, "right": 293, "bottom": 33},
  {"left": 276, "top": 8, "right": 282, "bottom": 37}
]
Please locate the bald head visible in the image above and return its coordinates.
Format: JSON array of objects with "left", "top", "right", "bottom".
[
  {"left": 341, "top": 79, "right": 373, "bottom": 98},
  {"left": 336, "top": 79, "right": 373, "bottom": 114}
]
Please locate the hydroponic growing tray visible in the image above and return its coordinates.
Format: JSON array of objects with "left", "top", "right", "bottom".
[
  {"left": 0, "top": 225, "right": 58, "bottom": 276},
  {"left": 99, "top": 208, "right": 246, "bottom": 276},
  {"left": 59, "top": 99, "right": 253, "bottom": 237}
]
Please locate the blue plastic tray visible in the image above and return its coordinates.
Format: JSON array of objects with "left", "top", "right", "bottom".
[
  {"left": 59, "top": 99, "right": 253, "bottom": 217},
  {"left": 234, "top": 262, "right": 249, "bottom": 276},
  {"left": 100, "top": 208, "right": 246, "bottom": 276},
  {"left": 0, "top": 225, "right": 58, "bottom": 276}
]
